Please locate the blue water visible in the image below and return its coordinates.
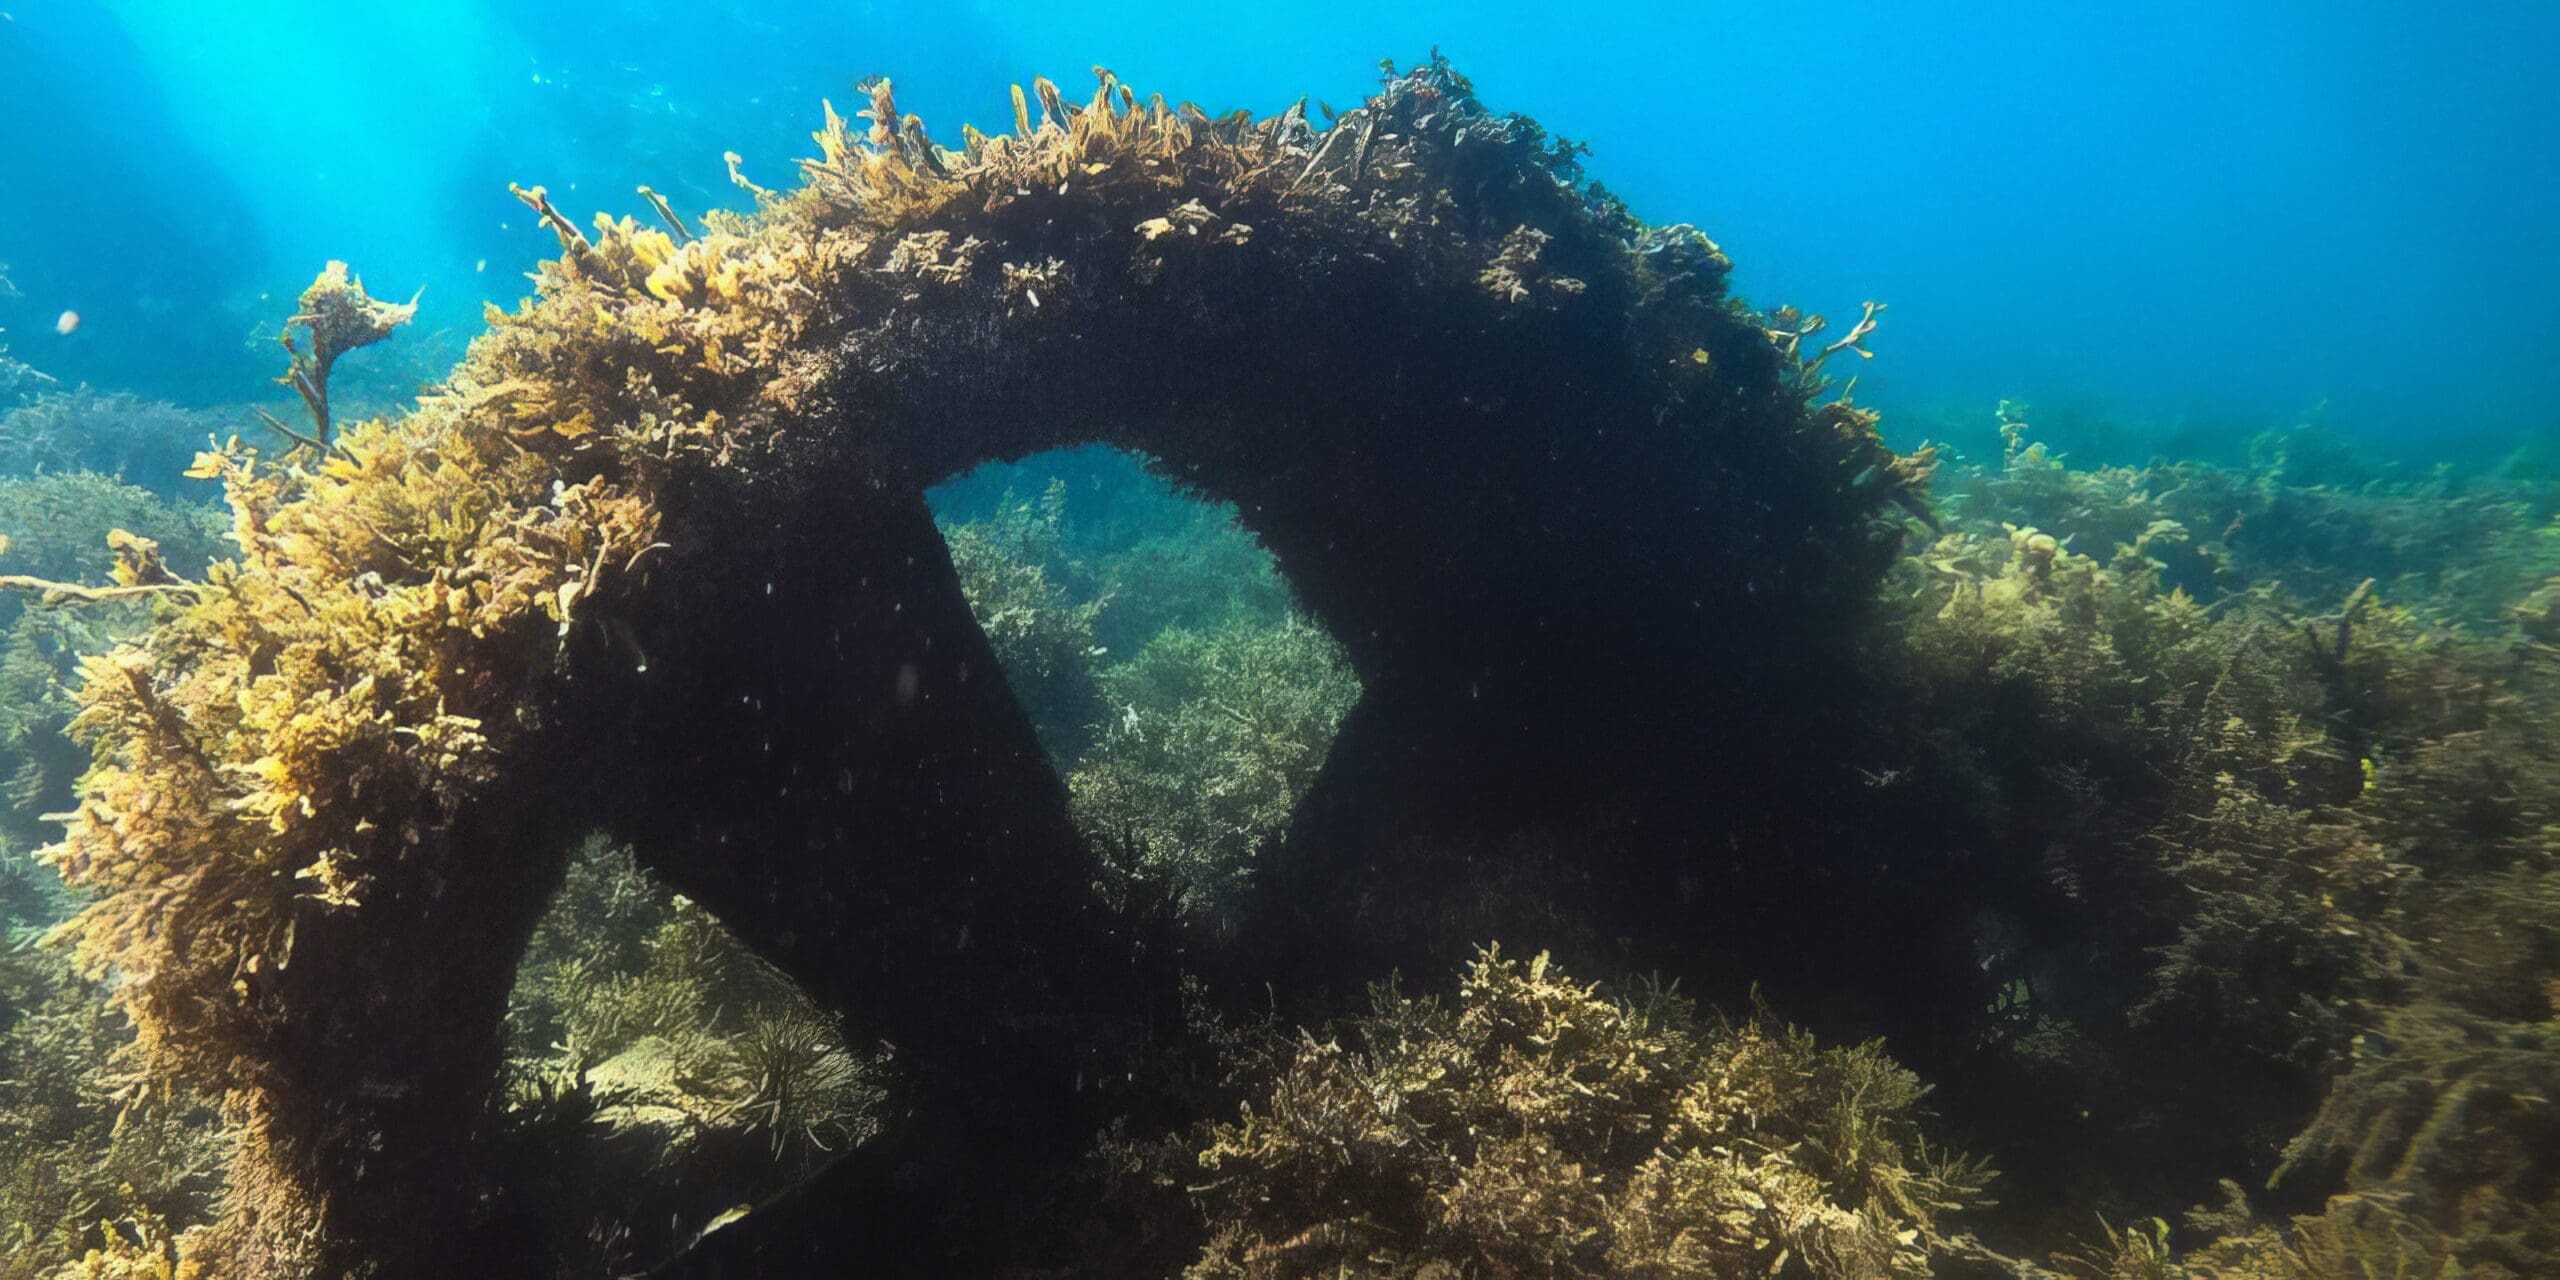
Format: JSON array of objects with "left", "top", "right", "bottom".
[{"left": 3, "top": 1, "right": 2555, "bottom": 446}]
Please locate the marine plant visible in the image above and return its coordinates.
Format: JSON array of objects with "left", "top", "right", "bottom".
[
  {"left": 0, "top": 944, "right": 230, "bottom": 1280},
  {"left": 0, "top": 473, "right": 224, "bottom": 854},
  {"left": 0, "top": 474, "right": 225, "bottom": 604},
  {"left": 266, "top": 261, "right": 417, "bottom": 450},
  {"left": 0, "top": 264, "right": 52, "bottom": 410},
  {"left": 1070, "top": 616, "right": 1358, "bottom": 923},
  {"left": 1939, "top": 407, "right": 2560, "bottom": 627},
  {"left": 1872, "top": 424, "right": 2560, "bottom": 1266},
  {"left": 1163, "top": 946, "right": 1992, "bottom": 1279},
  {"left": 491, "top": 840, "right": 880, "bottom": 1273},
  {"left": 942, "top": 483, "right": 1109, "bottom": 757},
  {"left": 0, "top": 67, "right": 2551, "bottom": 1278}
]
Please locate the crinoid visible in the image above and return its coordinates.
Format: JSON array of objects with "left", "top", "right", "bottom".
[{"left": 42, "top": 59, "right": 1929, "bottom": 1276}]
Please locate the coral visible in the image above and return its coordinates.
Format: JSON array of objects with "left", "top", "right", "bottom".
[{"left": 1169, "top": 947, "right": 1990, "bottom": 1279}]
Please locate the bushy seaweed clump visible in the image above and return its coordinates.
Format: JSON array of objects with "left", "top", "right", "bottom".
[
  {"left": 942, "top": 481, "right": 1112, "bottom": 759},
  {"left": 940, "top": 471, "right": 1359, "bottom": 922},
  {"left": 0, "top": 946, "right": 231, "bottom": 1280},
  {"left": 1942, "top": 404, "right": 2558, "bottom": 627},
  {"left": 0, "top": 266, "right": 42, "bottom": 409},
  {"left": 0, "top": 458, "right": 245, "bottom": 1277},
  {"left": 1143, "top": 946, "right": 1990, "bottom": 1279},
  {"left": 1071, "top": 616, "right": 1358, "bottom": 922},
  {"left": 1880, "top": 411, "right": 2560, "bottom": 1273},
  {"left": 0, "top": 475, "right": 227, "bottom": 851},
  {"left": 0, "top": 391, "right": 239, "bottom": 497}
]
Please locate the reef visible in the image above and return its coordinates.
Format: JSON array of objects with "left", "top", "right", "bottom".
[{"left": 33, "top": 59, "right": 1922, "bottom": 1276}]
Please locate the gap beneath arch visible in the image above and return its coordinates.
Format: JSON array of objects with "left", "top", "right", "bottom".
[{"left": 494, "top": 835, "right": 883, "bottom": 1272}]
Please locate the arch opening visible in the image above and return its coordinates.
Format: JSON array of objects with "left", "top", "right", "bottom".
[{"left": 931, "top": 445, "right": 1360, "bottom": 927}]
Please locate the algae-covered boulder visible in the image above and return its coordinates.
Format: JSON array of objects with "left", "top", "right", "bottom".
[{"left": 40, "top": 59, "right": 1924, "bottom": 1276}]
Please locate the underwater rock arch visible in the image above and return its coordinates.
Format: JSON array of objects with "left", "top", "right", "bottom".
[{"left": 45, "top": 61, "right": 1927, "bottom": 1275}]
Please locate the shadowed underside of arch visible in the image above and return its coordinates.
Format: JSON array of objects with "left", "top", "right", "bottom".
[{"left": 43, "top": 60, "right": 1930, "bottom": 1276}]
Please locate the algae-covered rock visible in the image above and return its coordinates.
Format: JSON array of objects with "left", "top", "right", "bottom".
[{"left": 36, "top": 59, "right": 1925, "bottom": 1275}]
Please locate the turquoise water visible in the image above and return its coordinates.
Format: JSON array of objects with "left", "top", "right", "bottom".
[{"left": 6, "top": 2, "right": 2556, "bottom": 439}]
